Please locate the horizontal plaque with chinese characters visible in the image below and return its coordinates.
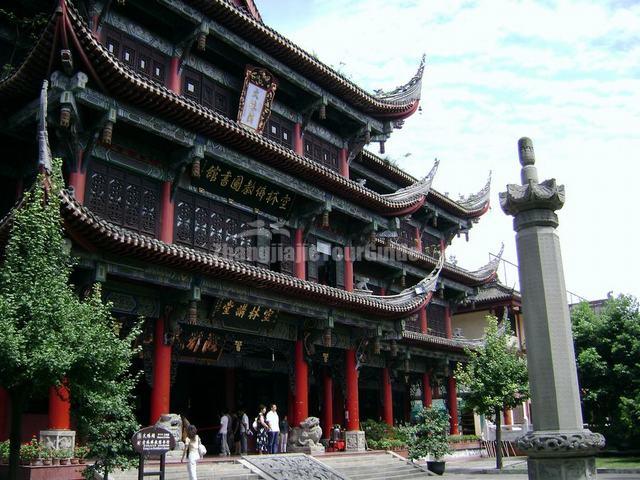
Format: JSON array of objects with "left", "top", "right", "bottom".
[
  {"left": 195, "top": 157, "right": 296, "bottom": 218},
  {"left": 212, "top": 298, "right": 278, "bottom": 333},
  {"left": 237, "top": 66, "right": 278, "bottom": 134}
]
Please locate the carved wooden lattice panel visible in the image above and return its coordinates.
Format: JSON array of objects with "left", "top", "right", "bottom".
[
  {"left": 174, "top": 190, "right": 256, "bottom": 263},
  {"left": 427, "top": 304, "right": 446, "bottom": 337},
  {"left": 304, "top": 132, "right": 338, "bottom": 171},
  {"left": 86, "top": 161, "right": 160, "bottom": 237},
  {"left": 182, "top": 67, "right": 233, "bottom": 117}
]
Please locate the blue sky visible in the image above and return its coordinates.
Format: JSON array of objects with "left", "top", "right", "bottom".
[{"left": 258, "top": 0, "right": 640, "bottom": 300}]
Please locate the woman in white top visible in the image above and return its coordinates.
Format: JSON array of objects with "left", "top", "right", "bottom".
[{"left": 182, "top": 425, "right": 203, "bottom": 480}]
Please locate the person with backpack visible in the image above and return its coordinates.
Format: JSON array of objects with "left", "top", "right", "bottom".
[
  {"left": 182, "top": 424, "right": 206, "bottom": 480},
  {"left": 254, "top": 404, "right": 269, "bottom": 454}
]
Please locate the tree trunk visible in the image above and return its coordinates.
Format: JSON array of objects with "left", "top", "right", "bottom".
[
  {"left": 495, "top": 406, "right": 503, "bottom": 470},
  {"left": 8, "top": 390, "right": 24, "bottom": 480}
]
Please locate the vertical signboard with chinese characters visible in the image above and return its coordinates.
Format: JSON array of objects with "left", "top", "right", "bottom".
[{"left": 237, "top": 66, "right": 278, "bottom": 134}]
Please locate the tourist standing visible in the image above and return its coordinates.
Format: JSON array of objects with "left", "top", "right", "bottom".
[
  {"left": 239, "top": 408, "right": 249, "bottom": 454},
  {"left": 279, "top": 414, "right": 290, "bottom": 453},
  {"left": 255, "top": 405, "right": 269, "bottom": 454},
  {"left": 266, "top": 403, "right": 280, "bottom": 454},
  {"left": 219, "top": 410, "right": 231, "bottom": 456},
  {"left": 182, "top": 425, "right": 204, "bottom": 480}
]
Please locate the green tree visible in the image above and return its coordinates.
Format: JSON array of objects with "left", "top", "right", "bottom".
[
  {"left": 455, "top": 316, "right": 529, "bottom": 469},
  {"left": 572, "top": 295, "right": 640, "bottom": 448},
  {"left": 0, "top": 160, "right": 140, "bottom": 480}
]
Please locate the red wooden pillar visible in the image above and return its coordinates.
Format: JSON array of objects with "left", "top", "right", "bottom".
[
  {"left": 504, "top": 408, "right": 513, "bottom": 426},
  {"left": 160, "top": 181, "right": 174, "bottom": 243},
  {"left": 322, "top": 368, "right": 333, "bottom": 439},
  {"left": 339, "top": 148, "right": 349, "bottom": 179},
  {"left": 0, "top": 388, "right": 9, "bottom": 440},
  {"left": 294, "top": 228, "right": 306, "bottom": 280},
  {"left": 344, "top": 246, "right": 354, "bottom": 292},
  {"left": 293, "top": 123, "right": 304, "bottom": 156},
  {"left": 48, "top": 383, "right": 71, "bottom": 430},
  {"left": 294, "top": 340, "right": 308, "bottom": 425},
  {"left": 381, "top": 368, "right": 393, "bottom": 426},
  {"left": 448, "top": 376, "right": 459, "bottom": 435},
  {"left": 419, "top": 307, "right": 428, "bottom": 334},
  {"left": 150, "top": 317, "right": 172, "bottom": 424},
  {"left": 167, "top": 56, "right": 181, "bottom": 94},
  {"left": 225, "top": 368, "right": 236, "bottom": 410},
  {"left": 445, "top": 305, "right": 453, "bottom": 339},
  {"left": 422, "top": 372, "right": 432, "bottom": 407},
  {"left": 68, "top": 148, "right": 86, "bottom": 204},
  {"left": 345, "top": 349, "right": 359, "bottom": 431},
  {"left": 414, "top": 226, "right": 422, "bottom": 252}
]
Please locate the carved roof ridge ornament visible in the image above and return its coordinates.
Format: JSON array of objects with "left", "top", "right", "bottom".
[
  {"left": 380, "top": 158, "right": 438, "bottom": 203},
  {"left": 373, "top": 54, "right": 426, "bottom": 104},
  {"left": 366, "top": 253, "right": 444, "bottom": 306},
  {"left": 499, "top": 137, "right": 566, "bottom": 216},
  {"left": 457, "top": 171, "right": 492, "bottom": 211},
  {"left": 466, "top": 242, "right": 503, "bottom": 279}
]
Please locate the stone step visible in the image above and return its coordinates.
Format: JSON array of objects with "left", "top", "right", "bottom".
[
  {"left": 317, "top": 452, "right": 431, "bottom": 479},
  {"left": 108, "top": 460, "right": 261, "bottom": 480}
]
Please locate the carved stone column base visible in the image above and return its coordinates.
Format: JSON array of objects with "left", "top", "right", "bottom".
[
  {"left": 39, "top": 429, "right": 76, "bottom": 452},
  {"left": 345, "top": 430, "right": 366, "bottom": 451},
  {"left": 528, "top": 456, "right": 596, "bottom": 480}
]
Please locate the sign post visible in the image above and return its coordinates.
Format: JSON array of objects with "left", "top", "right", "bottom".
[{"left": 131, "top": 426, "right": 176, "bottom": 480}]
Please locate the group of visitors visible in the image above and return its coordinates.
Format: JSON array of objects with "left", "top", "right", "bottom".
[
  {"left": 218, "top": 408, "right": 251, "bottom": 455},
  {"left": 181, "top": 404, "right": 291, "bottom": 480},
  {"left": 253, "top": 404, "right": 290, "bottom": 454}
]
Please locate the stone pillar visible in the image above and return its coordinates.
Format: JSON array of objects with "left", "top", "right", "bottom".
[
  {"left": 501, "top": 137, "right": 604, "bottom": 479},
  {"left": 382, "top": 368, "right": 393, "bottom": 426},
  {"left": 322, "top": 368, "right": 333, "bottom": 440},
  {"left": 339, "top": 148, "right": 349, "bottom": 178},
  {"left": 447, "top": 376, "right": 459, "bottom": 435},
  {"left": 160, "top": 181, "right": 174, "bottom": 244},
  {"left": 0, "top": 388, "right": 7, "bottom": 441},
  {"left": 150, "top": 317, "right": 172, "bottom": 424},
  {"left": 294, "top": 340, "right": 308, "bottom": 425},
  {"left": 422, "top": 372, "right": 432, "bottom": 407},
  {"left": 345, "top": 348, "right": 365, "bottom": 451}
]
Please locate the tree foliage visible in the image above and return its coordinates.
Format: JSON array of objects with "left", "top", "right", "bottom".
[
  {"left": 455, "top": 315, "right": 529, "bottom": 469},
  {"left": 0, "top": 160, "right": 140, "bottom": 479},
  {"left": 405, "top": 407, "right": 452, "bottom": 461},
  {"left": 572, "top": 295, "right": 640, "bottom": 448}
]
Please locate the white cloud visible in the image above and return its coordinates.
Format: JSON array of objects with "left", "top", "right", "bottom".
[{"left": 259, "top": 0, "right": 640, "bottom": 300}]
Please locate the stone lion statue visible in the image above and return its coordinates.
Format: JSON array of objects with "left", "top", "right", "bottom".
[
  {"left": 289, "top": 416, "right": 323, "bottom": 447},
  {"left": 154, "top": 413, "right": 184, "bottom": 450}
]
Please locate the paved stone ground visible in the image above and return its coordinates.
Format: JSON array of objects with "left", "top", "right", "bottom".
[{"left": 444, "top": 474, "right": 640, "bottom": 480}]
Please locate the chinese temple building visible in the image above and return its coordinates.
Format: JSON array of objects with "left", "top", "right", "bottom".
[{"left": 0, "top": 0, "right": 505, "bottom": 450}]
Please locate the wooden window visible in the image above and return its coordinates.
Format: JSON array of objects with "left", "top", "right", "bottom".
[
  {"left": 86, "top": 161, "right": 160, "bottom": 237},
  {"left": 266, "top": 114, "right": 293, "bottom": 148},
  {"left": 181, "top": 67, "right": 233, "bottom": 118},
  {"left": 101, "top": 26, "right": 169, "bottom": 87},
  {"left": 303, "top": 133, "right": 338, "bottom": 171}
]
